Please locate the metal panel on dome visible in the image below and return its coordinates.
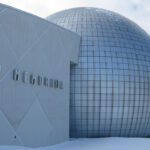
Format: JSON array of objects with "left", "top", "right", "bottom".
[{"left": 47, "top": 7, "right": 150, "bottom": 138}]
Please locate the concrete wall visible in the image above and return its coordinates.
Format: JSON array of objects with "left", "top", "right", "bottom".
[{"left": 0, "top": 4, "right": 80, "bottom": 147}]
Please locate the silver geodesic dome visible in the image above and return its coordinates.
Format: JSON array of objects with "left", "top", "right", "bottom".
[{"left": 47, "top": 7, "right": 150, "bottom": 137}]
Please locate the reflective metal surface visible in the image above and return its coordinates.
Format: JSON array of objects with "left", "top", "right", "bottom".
[{"left": 47, "top": 7, "right": 150, "bottom": 137}]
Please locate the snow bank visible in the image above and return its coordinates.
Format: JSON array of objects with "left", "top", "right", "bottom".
[{"left": 0, "top": 138, "right": 150, "bottom": 150}]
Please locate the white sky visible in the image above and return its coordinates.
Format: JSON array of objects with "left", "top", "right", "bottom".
[{"left": 0, "top": 0, "right": 150, "bottom": 35}]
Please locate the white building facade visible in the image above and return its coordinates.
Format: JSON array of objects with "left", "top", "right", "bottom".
[{"left": 0, "top": 4, "right": 80, "bottom": 147}]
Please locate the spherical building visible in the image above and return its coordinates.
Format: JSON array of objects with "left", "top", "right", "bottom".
[{"left": 47, "top": 7, "right": 150, "bottom": 138}]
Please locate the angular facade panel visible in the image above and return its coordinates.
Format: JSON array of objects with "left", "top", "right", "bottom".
[
  {"left": 0, "top": 4, "right": 80, "bottom": 147},
  {"left": 47, "top": 7, "right": 150, "bottom": 138}
]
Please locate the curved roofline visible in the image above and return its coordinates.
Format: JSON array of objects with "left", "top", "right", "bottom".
[
  {"left": 47, "top": 6, "right": 149, "bottom": 37},
  {"left": 46, "top": 6, "right": 124, "bottom": 18}
]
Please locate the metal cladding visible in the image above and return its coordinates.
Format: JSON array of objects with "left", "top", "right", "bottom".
[
  {"left": 0, "top": 4, "right": 80, "bottom": 147},
  {"left": 47, "top": 7, "right": 150, "bottom": 137}
]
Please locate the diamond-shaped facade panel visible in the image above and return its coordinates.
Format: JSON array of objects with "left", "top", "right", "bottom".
[
  {"left": 16, "top": 100, "right": 52, "bottom": 147},
  {"left": 0, "top": 69, "right": 37, "bottom": 130}
]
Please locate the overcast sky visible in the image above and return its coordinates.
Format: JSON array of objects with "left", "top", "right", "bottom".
[{"left": 0, "top": 0, "right": 150, "bottom": 34}]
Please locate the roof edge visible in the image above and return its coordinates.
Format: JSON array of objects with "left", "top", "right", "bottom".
[{"left": 0, "top": 3, "right": 80, "bottom": 38}]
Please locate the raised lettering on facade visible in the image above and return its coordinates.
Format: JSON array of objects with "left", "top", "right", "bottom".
[{"left": 13, "top": 69, "right": 63, "bottom": 89}]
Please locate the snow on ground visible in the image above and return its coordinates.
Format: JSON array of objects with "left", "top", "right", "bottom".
[{"left": 0, "top": 138, "right": 150, "bottom": 150}]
